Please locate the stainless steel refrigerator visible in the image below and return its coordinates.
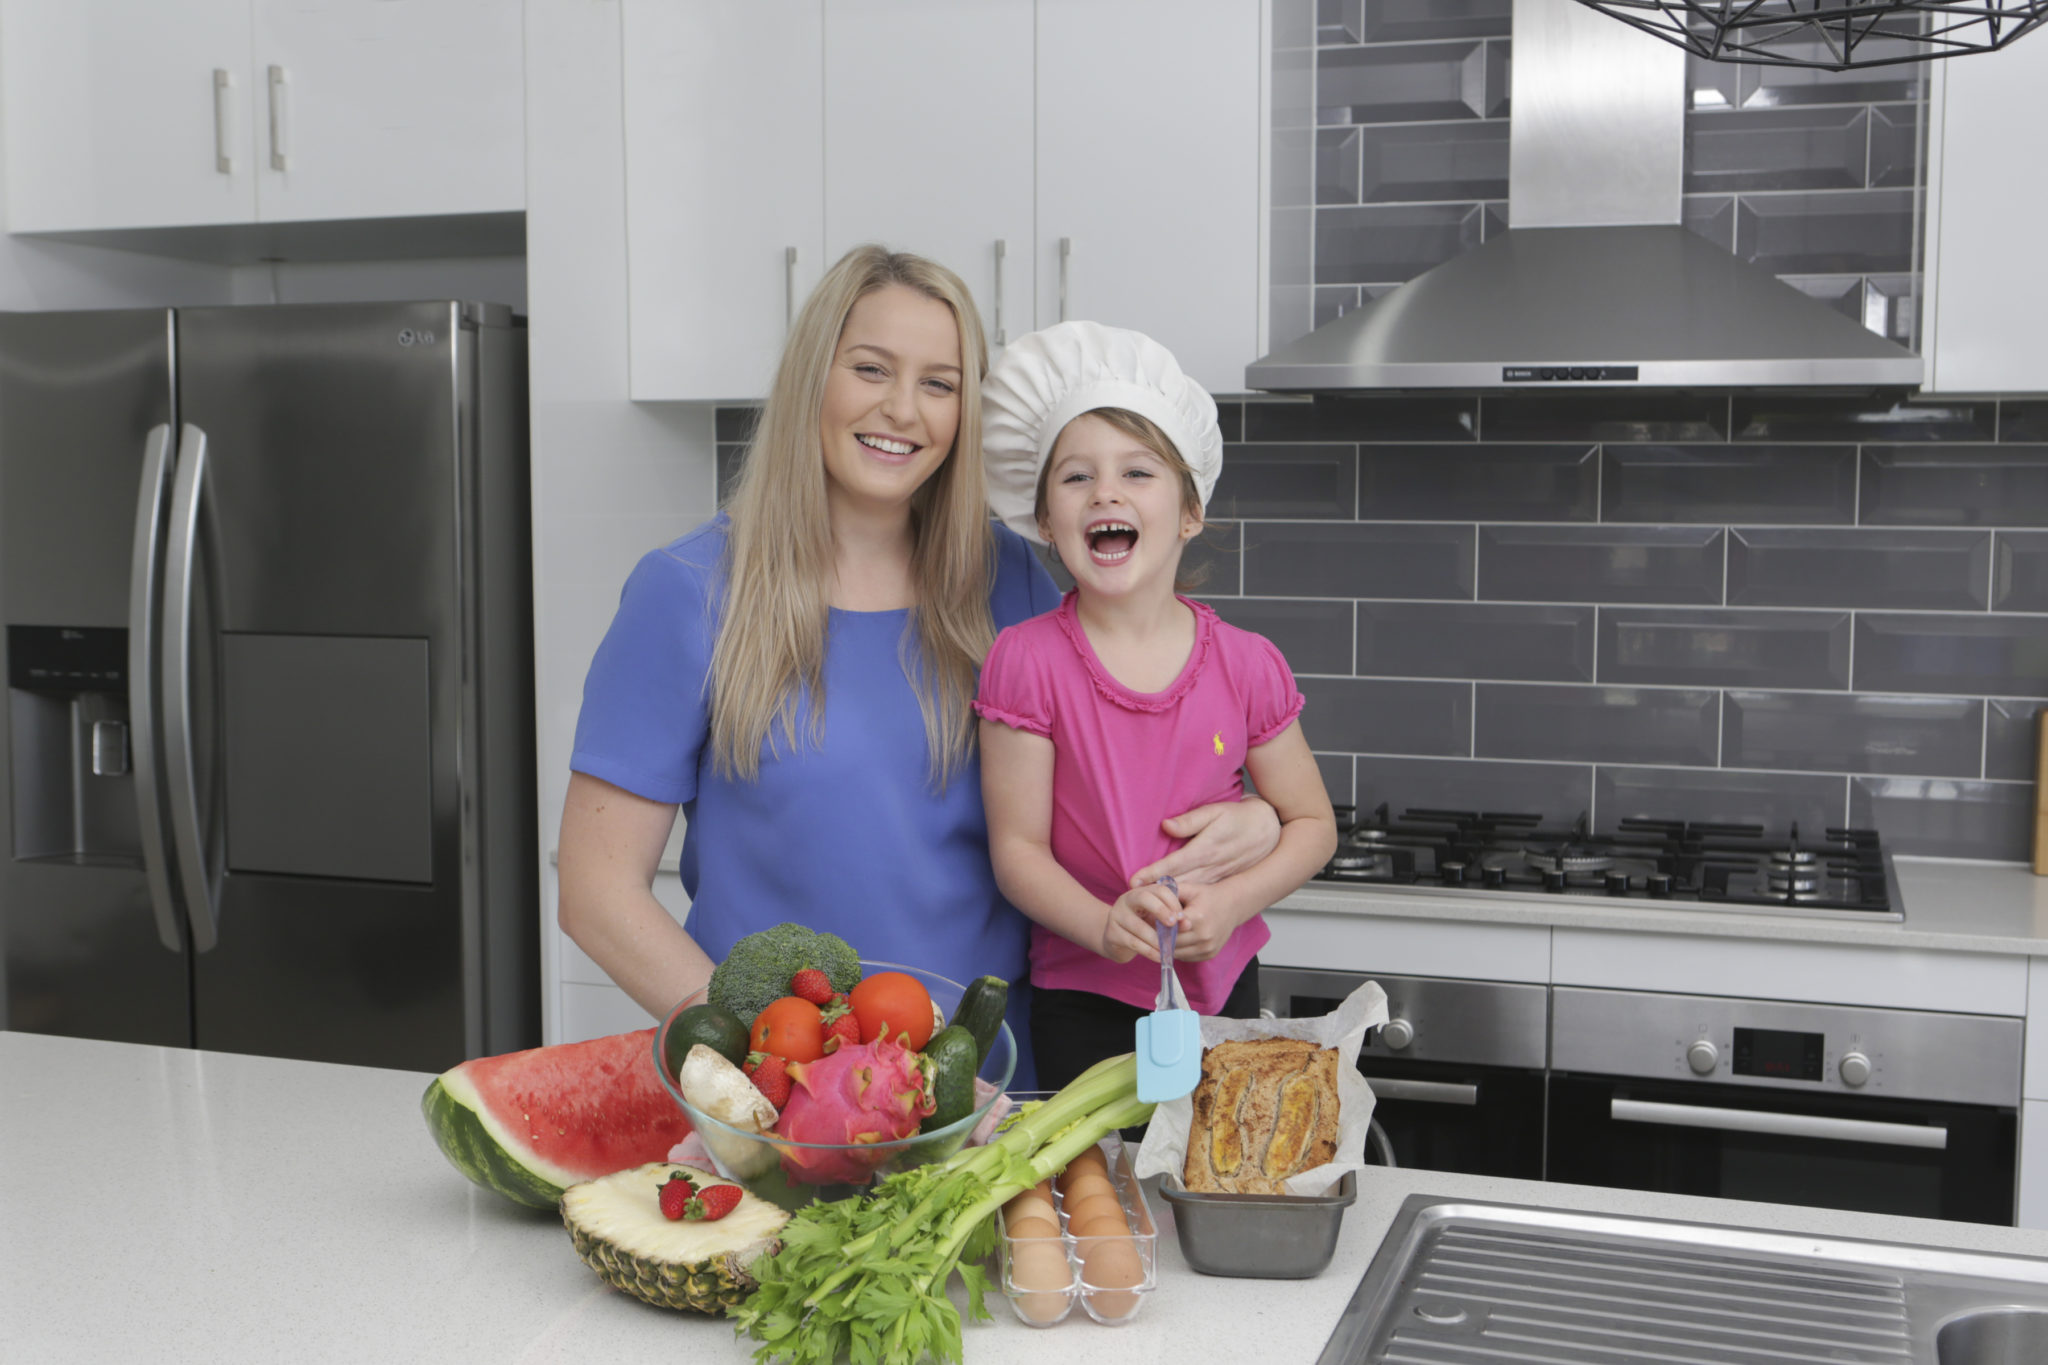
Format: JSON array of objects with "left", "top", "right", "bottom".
[{"left": 0, "top": 301, "right": 537, "bottom": 1071}]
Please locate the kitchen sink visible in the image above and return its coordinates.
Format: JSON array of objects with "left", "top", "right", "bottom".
[{"left": 1318, "top": 1195, "right": 2048, "bottom": 1364}]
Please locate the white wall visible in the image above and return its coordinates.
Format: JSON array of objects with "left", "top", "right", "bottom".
[
  {"left": 525, "top": 0, "right": 718, "bottom": 1045},
  {"left": 227, "top": 256, "right": 529, "bottom": 310}
]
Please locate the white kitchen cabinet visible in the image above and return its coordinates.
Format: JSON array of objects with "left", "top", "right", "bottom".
[
  {"left": 1, "top": 0, "right": 256, "bottom": 231},
  {"left": 1034, "top": 0, "right": 1266, "bottom": 397},
  {"left": 822, "top": 2, "right": 1035, "bottom": 358},
  {"left": 1921, "top": 40, "right": 2048, "bottom": 394},
  {"left": 623, "top": 0, "right": 1269, "bottom": 402},
  {"left": 0, "top": 0, "right": 523, "bottom": 235},
  {"left": 622, "top": 0, "right": 825, "bottom": 403}
]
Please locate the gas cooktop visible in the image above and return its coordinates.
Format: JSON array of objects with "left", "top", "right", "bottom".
[{"left": 1313, "top": 804, "right": 1904, "bottom": 922}]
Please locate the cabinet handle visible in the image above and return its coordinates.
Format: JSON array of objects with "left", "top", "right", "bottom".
[
  {"left": 785, "top": 246, "right": 799, "bottom": 331},
  {"left": 1058, "top": 236, "right": 1074, "bottom": 323},
  {"left": 992, "top": 239, "right": 1008, "bottom": 346},
  {"left": 211, "top": 68, "right": 235, "bottom": 175},
  {"left": 267, "top": 65, "right": 290, "bottom": 172}
]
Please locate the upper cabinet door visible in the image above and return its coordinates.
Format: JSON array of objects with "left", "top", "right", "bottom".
[
  {"left": 623, "top": 1, "right": 825, "bottom": 402},
  {"left": 822, "top": 1, "right": 1034, "bottom": 360},
  {"left": 1923, "top": 41, "right": 2048, "bottom": 394},
  {"left": 249, "top": 0, "right": 524, "bottom": 223},
  {"left": 1034, "top": 0, "right": 1265, "bottom": 397},
  {"left": 1, "top": 0, "right": 257, "bottom": 232}
]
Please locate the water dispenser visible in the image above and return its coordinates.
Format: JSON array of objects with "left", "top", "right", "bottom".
[{"left": 7, "top": 624, "right": 141, "bottom": 865}]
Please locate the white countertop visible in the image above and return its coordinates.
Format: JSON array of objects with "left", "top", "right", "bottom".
[
  {"left": 1276, "top": 856, "right": 2048, "bottom": 956},
  {"left": 10, "top": 1030, "right": 2048, "bottom": 1365}
]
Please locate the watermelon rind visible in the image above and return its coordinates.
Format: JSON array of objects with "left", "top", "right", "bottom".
[{"left": 422, "top": 1069, "right": 579, "bottom": 1210}]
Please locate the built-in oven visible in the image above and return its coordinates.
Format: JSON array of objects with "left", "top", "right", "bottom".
[
  {"left": 1260, "top": 966, "right": 1548, "bottom": 1179},
  {"left": 1546, "top": 987, "right": 2022, "bottom": 1226}
]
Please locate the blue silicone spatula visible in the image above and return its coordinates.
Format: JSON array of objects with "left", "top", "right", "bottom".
[{"left": 1135, "top": 879, "right": 1203, "bottom": 1102}]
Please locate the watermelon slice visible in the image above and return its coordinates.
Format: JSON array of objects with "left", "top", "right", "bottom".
[{"left": 422, "top": 1027, "right": 694, "bottom": 1210}]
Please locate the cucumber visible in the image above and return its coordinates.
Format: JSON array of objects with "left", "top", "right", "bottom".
[
  {"left": 948, "top": 975, "right": 1009, "bottom": 1066},
  {"left": 921, "top": 1025, "right": 980, "bottom": 1133}
]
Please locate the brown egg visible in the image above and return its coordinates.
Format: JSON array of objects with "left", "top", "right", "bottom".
[
  {"left": 1072, "top": 1208, "right": 1129, "bottom": 1240},
  {"left": 1009, "top": 1238, "right": 1075, "bottom": 1324},
  {"left": 1004, "top": 1190, "right": 1056, "bottom": 1225},
  {"left": 1058, "top": 1172, "right": 1114, "bottom": 1208},
  {"left": 1081, "top": 1235, "right": 1145, "bottom": 1318},
  {"left": 1005, "top": 1212, "right": 1060, "bottom": 1242},
  {"left": 1054, "top": 1150, "right": 1107, "bottom": 1193},
  {"left": 1065, "top": 1191, "right": 1124, "bottom": 1229}
]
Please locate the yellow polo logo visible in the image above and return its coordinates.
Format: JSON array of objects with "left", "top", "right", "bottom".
[{"left": 1212, "top": 731, "right": 1224, "bottom": 756}]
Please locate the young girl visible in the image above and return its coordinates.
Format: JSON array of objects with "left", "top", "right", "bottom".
[{"left": 974, "top": 321, "right": 1339, "bottom": 1091}]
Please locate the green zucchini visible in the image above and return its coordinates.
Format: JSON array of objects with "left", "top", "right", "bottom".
[
  {"left": 948, "top": 975, "right": 1009, "bottom": 1065},
  {"left": 920, "top": 1025, "right": 980, "bottom": 1133}
]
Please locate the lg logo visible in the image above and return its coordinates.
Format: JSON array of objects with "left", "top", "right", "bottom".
[{"left": 397, "top": 328, "right": 437, "bottom": 347}]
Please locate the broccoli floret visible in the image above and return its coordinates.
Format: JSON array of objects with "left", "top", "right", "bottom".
[{"left": 706, "top": 923, "right": 864, "bottom": 1022}]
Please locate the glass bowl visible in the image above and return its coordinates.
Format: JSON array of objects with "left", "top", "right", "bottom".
[{"left": 653, "top": 960, "right": 1016, "bottom": 1210}]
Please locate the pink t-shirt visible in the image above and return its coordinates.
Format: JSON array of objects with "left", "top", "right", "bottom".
[{"left": 973, "top": 593, "right": 1306, "bottom": 1014}]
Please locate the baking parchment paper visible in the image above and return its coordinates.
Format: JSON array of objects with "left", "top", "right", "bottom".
[{"left": 1132, "top": 979, "right": 1387, "bottom": 1197}]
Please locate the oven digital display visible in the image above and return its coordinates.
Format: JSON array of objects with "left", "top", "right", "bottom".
[{"left": 1733, "top": 1027, "right": 1824, "bottom": 1082}]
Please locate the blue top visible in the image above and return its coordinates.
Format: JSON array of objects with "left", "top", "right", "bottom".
[{"left": 571, "top": 512, "right": 1062, "bottom": 1086}]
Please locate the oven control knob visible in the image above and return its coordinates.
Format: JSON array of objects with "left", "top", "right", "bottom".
[
  {"left": 1686, "top": 1040, "right": 1719, "bottom": 1075},
  {"left": 1380, "top": 1018, "right": 1415, "bottom": 1051},
  {"left": 1839, "top": 1052, "right": 1872, "bottom": 1087}
]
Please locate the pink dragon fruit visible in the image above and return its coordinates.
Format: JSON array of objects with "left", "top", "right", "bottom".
[{"left": 773, "top": 1038, "right": 936, "bottom": 1184}]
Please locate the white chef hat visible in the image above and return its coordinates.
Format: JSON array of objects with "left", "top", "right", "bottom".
[{"left": 982, "top": 320, "right": 1223, "bottom": 545}]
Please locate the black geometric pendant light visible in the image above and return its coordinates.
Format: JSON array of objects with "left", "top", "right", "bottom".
[{"left": 1573, "top": 0, "right": 2048, "bottom": 69}]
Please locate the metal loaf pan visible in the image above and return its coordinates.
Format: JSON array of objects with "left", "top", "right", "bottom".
[{"left": 1158, "top": 1171, "right": 1357, "bottom": 1279}]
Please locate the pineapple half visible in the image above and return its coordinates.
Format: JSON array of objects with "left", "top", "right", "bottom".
[{"left": 561, "top": 1162, "right": 789, "bottom": 1314}]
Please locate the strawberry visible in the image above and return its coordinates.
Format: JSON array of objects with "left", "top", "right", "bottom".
[
  {"left": 686, "top": 1184, "right": 744, "bottom": 1222},
  {"left": 657, "top": 1169, "right": 698, "bottom": 1221},
  {"left": 821, "top": 1011, "right": 862, "bottom": 1054},
  {"left": 789, "top": 968, "right": 835, "bottom": 1005},
  {"left": 744, "top": 1051, "right": 792, "bottom": 1108}
]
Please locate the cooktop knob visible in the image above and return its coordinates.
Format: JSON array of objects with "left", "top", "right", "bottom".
[
  {"left": 1543, "top": 869, "right": 1567, "bottom": 892},
  {"left": 1839, "top": 1051, "right": 1872, "bottom": 1088},
  {"left": 1439, "top": 860, "right": 1466, "bottom": 885},
  {"left": 1380, "top": 1018, "right": 1415, "bottom": 1051},
  {"left": 1604, "top": 871, "right": 1630, "bottom": 895},
  {"left": 1647, "top": 873, "right": 1674, "bottom": 897},
  {"left": 1482, "top": 866, "right": 1506, "bottom": 888},
  {"left": 1686, "top": 1039, "right": 1719, "bottom": 1075}
]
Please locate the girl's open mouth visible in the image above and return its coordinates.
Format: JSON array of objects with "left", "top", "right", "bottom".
[
  {"left": 1085, "top": 520, "right": 1138, "bottom": 563},
  {"left": 856, "top": 433, "right": 918, "bottom": 459}
]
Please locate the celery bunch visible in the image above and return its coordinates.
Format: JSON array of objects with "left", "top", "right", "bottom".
[{"left": 730, "top": 1052, "right": 1153, "bottom": 1365}]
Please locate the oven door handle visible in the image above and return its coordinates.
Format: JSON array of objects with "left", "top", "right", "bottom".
[
  {"left": 1365, "top": 1077, "right": 1480, "bottom": 1107},
  {"left": 1611, "top": 1098, "right": 1949, "bottom": 1150}
]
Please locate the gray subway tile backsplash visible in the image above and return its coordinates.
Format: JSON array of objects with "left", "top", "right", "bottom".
[
  {"left": 1357, "top": 120, "right": 1510, "bottom": 203},
  {"left": 1316, "top": 42, "right": 1495, "bottom": 125},
  {"left": 1210, "top": 443, "right": 1355, "bottom": 519},
  {"left": 1299, "top": 675, "right": 1471, "bottom": 756},
  {"left": 1854, "top": 615, "right": 2048, "bottom": 698},
  {"left": 1360, "top": 444, "right": 1595, "bottom": 521},
  {"left": 1244, "top": 521, "right": 1475, "bottom": 599},
  {"left": 1316, "top": 203, "right": 1484, "bottom": 286},
  {"left": 1478, "top": 525, "right": 1724, "bottom": 605},
  {"left": 1727, "top": 528, "right": 1991, "bottom": 610},
  {"left": 715, "top": 378, "right": 2048, "bottom": 859},
  {"left": 1850, "top": 778, "right": 2035, "bottom": 861},
  {"left": 1723, "top": 691, "right": 1984, "bottom": 777},
  {"left": 1600, "top": 608, "right": 1850, "bottom": 690},
  {"left": 1357, "top": 601, "right": 1594, "bottom": 683},
  {"left": 1597, "top": 765, "right": 1848, "bottom": 834},
  {"left": 1861, "top": 446, "right": 2048, "bottom": 527},
  {"left": 1601, "top": 444, "right": 1856, "bottom": 525},
  {"left": 1735, "top": 189, "right": 1916, "bottom": 276},
  {"left": 1209, "top": 597, "right": 1353, "bottom": 676},
  {"left": 1985, "top": 699, "right": 2046, "bottom": 782},
  {"left": 1476, "top": 684, "right": 1720, "bottom": 766},
  {"left": 1684, "top": 106, "right": 1872, "bottom": 194},
  {"left": 1996, "top": 531, "right": 2048, "bottom": 611}
]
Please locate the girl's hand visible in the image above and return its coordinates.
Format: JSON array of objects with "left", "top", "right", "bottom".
[
  {"left": 1167, "top": 881, "right": 1251, "bottom": 962},
  {"left": 1100, "top": 883, "right": 1179, "bottom": 964},
  {"left": 1128, "top": 795, "right": 1281, "bottom": 888}
]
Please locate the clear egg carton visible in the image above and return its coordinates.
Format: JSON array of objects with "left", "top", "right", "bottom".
[{"left": 995, "top": 1132, "right": 1158, "bottom": 1328}]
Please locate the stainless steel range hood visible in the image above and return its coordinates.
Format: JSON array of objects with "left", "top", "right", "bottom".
[{"left": 1245, "top": 0, "right": 1925, "bottom": 393}]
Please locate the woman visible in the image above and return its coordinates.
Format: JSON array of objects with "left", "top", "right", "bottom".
[{"left": 558, "top": 246, "right": 1277, "bottom": 1086}]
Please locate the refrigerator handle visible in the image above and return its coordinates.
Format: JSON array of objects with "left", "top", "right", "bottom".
[
  {"left": 162, "top": 422, "right": 219, "bottom": 953},
  {"left": 128, "top": 425, "right": 182, "bottom": 953}
]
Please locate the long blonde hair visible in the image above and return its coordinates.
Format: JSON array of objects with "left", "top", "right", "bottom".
[{"left": 709, "top": 245, "right": 994, "bottom": 786}]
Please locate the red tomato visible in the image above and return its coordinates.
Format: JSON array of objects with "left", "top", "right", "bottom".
[
  {"left": 749, "top": 996, "right": 825, "bottom": 1063},
  {"left": 848, "top": 972, "right": 935, "bottom": 1051}
]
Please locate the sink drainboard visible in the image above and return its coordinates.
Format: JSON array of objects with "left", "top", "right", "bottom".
[{"left": 1322, "top": 1196, "right": 2048, "bottom": 1365}]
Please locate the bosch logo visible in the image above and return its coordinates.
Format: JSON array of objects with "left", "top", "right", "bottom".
[{"left": 397, "top": 328, "right": 436, "bottom": 347}]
